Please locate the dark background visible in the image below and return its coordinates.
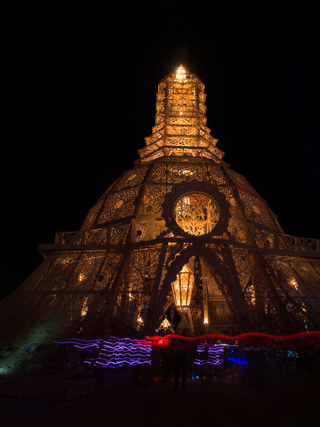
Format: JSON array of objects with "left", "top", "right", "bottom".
[{"left": 2, "top": 1, "right": 320, "bottom": 299}]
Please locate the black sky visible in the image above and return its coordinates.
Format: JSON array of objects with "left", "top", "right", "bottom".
[{"left": 2, "top": 1, "right": 320, "bottom": 299}]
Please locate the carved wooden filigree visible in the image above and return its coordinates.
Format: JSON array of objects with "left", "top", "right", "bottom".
[{"left": 2, "top": 67, "right": 320, "bottom": 375}]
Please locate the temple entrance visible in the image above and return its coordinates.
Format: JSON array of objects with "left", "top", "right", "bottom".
[{"left": 160, "top": 255, "right": 237, "bottom": 336}]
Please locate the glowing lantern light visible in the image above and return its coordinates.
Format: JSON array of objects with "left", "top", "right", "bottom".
[
  {"left": 171, "top": 264, "right": 194, "bottom": 313},
  {"left": 81, "top": 297, "right": 89, "bottom": 317},
  {"left": 290, "top": 278, "right": 299, "bottom": 290},
  {"left": 203, "top": 305, "right": 209, "bottom": 325},
  {"left": 158, "top": 316, "right": 175, "bottom": 333}
]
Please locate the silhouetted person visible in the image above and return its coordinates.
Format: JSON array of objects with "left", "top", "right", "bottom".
[
  {"left": 173, "top": 329, "right": 191, "bottom": 390},
  {"left": 174, "top": 347, "right": 189, "bottom": 389}
]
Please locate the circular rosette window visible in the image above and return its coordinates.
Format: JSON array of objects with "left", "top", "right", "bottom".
[
  {"left": 174, "top": 193, "right": 220, "bottom": 236},
  {"left": 162, "top": 181, "right": 231, "bottom": 239}
]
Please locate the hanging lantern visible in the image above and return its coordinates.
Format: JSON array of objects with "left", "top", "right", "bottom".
[{"left": 171, "top": 264, "right": 194, "bottom": 313}]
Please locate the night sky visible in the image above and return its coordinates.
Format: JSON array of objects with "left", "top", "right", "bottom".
[{"left": 2, "top": 2, "right": 320, "bottom": 299}]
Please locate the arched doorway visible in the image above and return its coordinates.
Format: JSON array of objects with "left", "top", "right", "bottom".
[{"left": 151, "top": 244, "right": 248, "bottom": 336}]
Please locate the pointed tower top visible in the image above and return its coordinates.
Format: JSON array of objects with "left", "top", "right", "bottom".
[
  {"left": 138, "top": 68, "right": 224, "bottom": 163},
  {"left": 176, "top": 64, "right": 186, "bottom": 80}
]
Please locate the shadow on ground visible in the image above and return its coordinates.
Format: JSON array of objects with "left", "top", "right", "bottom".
[{"left": 1, "top": 376, "right": 319, "bottom": 427}]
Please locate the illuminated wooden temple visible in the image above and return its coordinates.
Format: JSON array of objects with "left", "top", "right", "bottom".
[{"left": 1, "top": 66, "right": 320, "bottom": 374}]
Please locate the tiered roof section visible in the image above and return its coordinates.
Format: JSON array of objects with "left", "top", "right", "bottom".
[{"left": 138, "top": 66, "right": 224, "bottom": 163}]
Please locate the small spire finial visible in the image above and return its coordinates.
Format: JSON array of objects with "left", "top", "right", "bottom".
[{"left": 176, "top": 65, "right": 186, "bottom": 80}]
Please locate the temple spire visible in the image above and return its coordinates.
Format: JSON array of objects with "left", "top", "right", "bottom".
[{"left": 138, "top": 66, "right": 224, "bottom": 163}]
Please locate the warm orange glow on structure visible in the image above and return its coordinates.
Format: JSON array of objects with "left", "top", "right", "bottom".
[
  {"left": 175, "top": 194, "right": 220, "bottom": 236},
  {"left": 1, "top": 66, "right": 320, "bottom": 375},
  {"left": 138, "top": 65, "right": 224, "bottom": 163}
]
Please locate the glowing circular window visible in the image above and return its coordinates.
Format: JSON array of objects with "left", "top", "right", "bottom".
[{"left": 174, "top": 193, "right": 220, "bottom": 236}]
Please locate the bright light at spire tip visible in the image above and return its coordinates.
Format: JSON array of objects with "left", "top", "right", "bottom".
[{"left": 176, "top": 65, "right": 186, "bottom": 80}]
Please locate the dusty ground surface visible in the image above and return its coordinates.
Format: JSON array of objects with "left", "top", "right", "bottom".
[{"left": 1, "top": 376, "right": 319, "bottom": 427}]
